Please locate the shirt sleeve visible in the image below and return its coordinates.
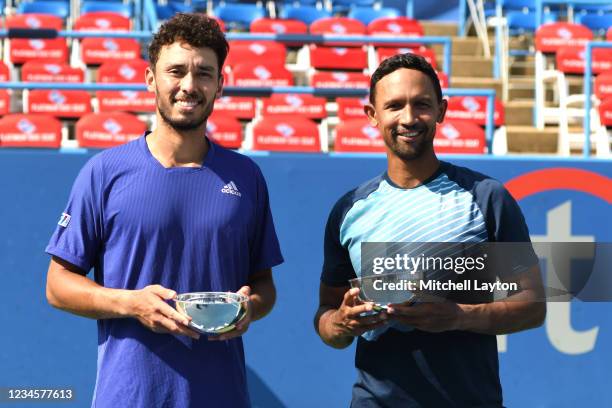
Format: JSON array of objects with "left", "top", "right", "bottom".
[
  {"left": 248, "top": 163, "right": 284, "bottom": 274},
  {"left": 321, "top": 195, "right": 356, "bottom": 287},
  {"left": 45, "top": 158, "right": 103, "bottom": 274},
  {"left": 481, "top": 180, "right": 539, "bottom": 278}
]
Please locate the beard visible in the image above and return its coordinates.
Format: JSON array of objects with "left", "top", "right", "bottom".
[
  {"left": 385, "top": 124, "right": 435, "bottom": 161},
  {"left": 156, "top": 91, "right": 215, "bottom": 131}
]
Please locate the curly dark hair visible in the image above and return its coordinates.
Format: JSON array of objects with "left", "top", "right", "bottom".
[
  {"left": 148, "top": 13, "right": 229, "bottom": 73},
  {"left": 369, "top": 53, "right": 442, "bottom": 104}
]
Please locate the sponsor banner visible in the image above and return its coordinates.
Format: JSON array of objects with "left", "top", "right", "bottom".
[
  {"left": 97, "top": 60, "right": 148, "bottom": 83},
  {"left": 81, "top": 38, "right": 141, "bottom": 65},
  {"left": 446, "top": 96, "right": 505, "bottom": 126},
  {"left": 535, "top": 22, "right": 593, "bottom": 53},
  {"left": 97, "top": 91, "right": 155, "bottom": 113},
  {"left": 10, "top": 39, "right": 68, "bottom": 64},
  {"left": 334, "top": 119, "right": 385, "bottom": 153},
  {"left": 21, "top": 62, "right": 84, "bottom": 83},
  {"left": 226, "top": 41, "right": 287, "bottom": 68},
  {"left": 76, "top": 112, "right": 146, "bottom": 148},
  {"left": 377, "top": 47, "right": 437, "bottom": 69},
  {"left": 434, "top": 120, "right": 485, "bottom": 154},
  {"left": 336, "top": 97, "right": 369, "bottom": 120},
  {"left": 0, "top": 91, "right": 10, "bottom": 115},
  {"left": 28, "top": 90, "right": 91, "bottom": 118},
  {"left": 311, "top": 72, "right": 370, "bottom": 89},
  {"left": 207, "top": 115, "right": 242, "bottom": 149},
  {"left": 556, "top": 47, "right": 612, "bottom": 74},
  {"left": 0, "top": 114, "right": 61, "bottom": 148},
  {"left": 213, "top": 96, "right": 256, "bottom": 119},
  {"left": 310, "top": 45, "right": 368, "bottom": 70},
  {"left": 253, "top": 118, "right": 320, "bottom": 152},
  {"left": 262, "top": 94, "right": 327, "bottom": 119},
  {"left": 74, "top": 12, "right": 130, "bottom": 31}
]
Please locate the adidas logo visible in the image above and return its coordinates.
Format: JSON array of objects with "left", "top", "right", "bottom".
[{"left": 221, "top": 181, "right": 241, "bottom": 197}]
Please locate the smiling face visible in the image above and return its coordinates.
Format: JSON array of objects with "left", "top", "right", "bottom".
[
  {"left": 146, "top": 42, "right": 223, "bottom": 132},
  {"left": 365, "top": 68, "right": 446, "bottom": 162}
]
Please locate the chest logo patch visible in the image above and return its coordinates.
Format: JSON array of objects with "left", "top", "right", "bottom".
[
  {"left": 58, "top": 212, "right": 71, "bottom": 227},
  {"left": 221, "top": 181, "right": 242, "bottom": 197}
]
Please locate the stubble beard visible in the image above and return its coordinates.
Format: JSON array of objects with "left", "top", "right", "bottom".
[
  {"left": 157, "top": 94, "right": 215, "bottom": 131},
  {"left": 387, "top": 125, "right": 435, "bottom": 161}
]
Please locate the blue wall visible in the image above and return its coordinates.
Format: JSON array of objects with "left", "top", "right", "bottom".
[{"left": 0, "top": 150, "right": 610, "bottom": 407}]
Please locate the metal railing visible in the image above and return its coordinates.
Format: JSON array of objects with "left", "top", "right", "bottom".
[{"left": 0, "top": 82, "right": 496, "bottom": 154}]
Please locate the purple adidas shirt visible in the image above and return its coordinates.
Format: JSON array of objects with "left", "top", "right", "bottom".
[{"left": 46, "top": 133, "right": 283, "bottom": 408}]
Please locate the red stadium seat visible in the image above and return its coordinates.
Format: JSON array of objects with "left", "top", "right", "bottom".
[
  {"left": 607, "top": 27, "right": 612, "bottom": 41},
  {"left": 595, "top": 70, "right": 612, "bottom": 100},
  {"left": 6, "top": 14, "right": 67, "bottom": 64},
  {"left": 0, "top": 114, "right": 62, "bottom": 148},
  {"left": 437, "top": 71, "right": 449, "bottom": 88},
  {"left": 261, "top": 94, "right": 327, "bottom": 119},
  {"left": 251, "top": 116, "right": 321, "bottom": 152},
  {"left": 206, "top": 114, "right": 243, "bottom": 149},
  {"left": 311, "top": 71, "right": 369, "bottom": 88},
  {"left": 97, "top": 59, "right": 148, "bottom": 83},
  {"left": 309, "top": 17, "right": 366, "bottom": 47},
  {"left": 27, "top": 90, "right": 92, "bottom": 118},
  {"left": 21, "top": 62, "right": 84, "bottom": 82},
  {"left": 434, "top": 120, "right": 485, "bottom": 154},
  {"left": 9, "top": 39, "right": 68, "bottom": 64},
  {"left": 97, "top": 90, "right": 155, "bottom": 113},
  {"left": 376, "top": 47, "right": 438, "bottom": 70},
  {"left": 535, "top": 22, "right": 593, "bottom": 54},
  {"left": 80, "top": 38, "right": 141, "bottom": 65},
  {"left": 213, "top": 96, "right": 257, "bottom": 119},
  {"left": 6, "top": 13, "right": 63, "bottom": 30},
  {"left": 0, "top": 91, "right": 10, "bottom": 116},
  {"left": 445, "top": 96, "right": 505, "bottom": 127},
  {"left": 599, "top": 97, "right": 612, "bottom": 126},
  {"left": 310, "top": 17, "right": 366, "bottom": 35},
  {"left": 336, "top": 97, "right": 369, "bottom": 120},
  {"left": 556, "top": 46, "right": 612, "bottom": 74},
  {"left": 74, "top": 12, "right": 130, "bottom": 31},
  {"left": 250, "top": 18, "right": 308, "bottom": 34},
  {"left": 334, "top": 119, "right": 385, "bottom": 153},
  {"left": 225, "top": 41, "right": 287, "bottom": 69},
  {"left": 309, "top": 45, "right": 368, "bottom": 70},
  {"left": 367, "top": 17, "right": 424, "bottom": 36},
  {"left": 76, "top": 112, "right": 146, "bottom": 148},
  {"left": 0, "top": 61, "right": 10, "bottom": 82},
  {"left": 230, "top": 63, "right": 293, "bottom": 87}
]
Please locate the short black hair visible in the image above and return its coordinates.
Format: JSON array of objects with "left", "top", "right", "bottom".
[
  {"left": 369, "top": 53, "right": 443, "bottom": 104},
  {"left": 148, "top": 13, "right": 229, "bottom": 73}
]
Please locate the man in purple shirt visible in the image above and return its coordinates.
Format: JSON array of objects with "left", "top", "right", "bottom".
[{"left": 45, "top": 14, "right": 283, "bottom": 407}]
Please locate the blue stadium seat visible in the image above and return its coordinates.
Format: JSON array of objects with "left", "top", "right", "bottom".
[
  {"left": 506, "top": 10, "right": 557, "bottom": 34},
  {"left": 348, "top": 7, "right": 400, "bottom": 25},
  {"left": 81, "top": 1, "right": 132, "bottom": 18},
  {"left": 279, "top": 5, "right": 330, "bottom": 25},
  {"left": 17, "top": 1, "right": 69, "bottom": 19},
  {"left": 213, "top": 3, "right": 266, "bottom": 30},
  {"left": 576, "top": 13, "right": 612, "bottom": 36},
  {"left": 332, "top": 0, "right": 380, "bottom": 15}
]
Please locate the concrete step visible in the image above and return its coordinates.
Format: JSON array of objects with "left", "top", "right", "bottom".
[
  {"left": 451, "top": 77, "right": 503, "bottom": 97},
  {"left": 508, "top": 76, "right": 534, "bottom": 99},
  {"left": 432, "top": 37, "right": 494, "bottom": 57},
  {"left": 505, "top": 101, "right": 534, "bottom": 126},
  {"left": 509, "top": 59, "right": 535, "bottom": 76},
  {"left": 421, "top": 21, "right": 458, "bottom": 37},
  {"left": 506, "top": 126, "right": 558, "bottom": 153},
  {"left": 450, "top": 56, "right": 494, "bottom": 78}
]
